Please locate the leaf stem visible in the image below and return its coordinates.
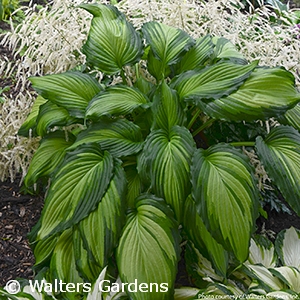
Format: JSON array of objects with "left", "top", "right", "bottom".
[
  {"left": 192, "top": 118, "right": 215, "bottom": 137},
  {"left": 230, "top": 141, "right": 255, "bottom": 147},
  {"left": 121, "top": 69, "right": 127, "bottom": 85},
  {"left": 187, "top": 107, "right": 201, "bottom": 129}
]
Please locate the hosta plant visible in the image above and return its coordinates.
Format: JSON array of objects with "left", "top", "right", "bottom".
[{"left": 17, "top": 3, "right": 300, "bottom": 299}]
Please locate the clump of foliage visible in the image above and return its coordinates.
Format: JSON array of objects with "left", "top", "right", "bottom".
[
  {"left": 0, "top": 0, "right": 20, "bottom": 21},
  {"left": 14, "top": 3, "right": 300, "bottom": 299}
]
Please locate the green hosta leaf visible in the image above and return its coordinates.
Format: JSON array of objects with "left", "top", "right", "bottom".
[
  {"left": 191, "top": 144, "right": 258, "bottom": 262},
  {"left": 174, "top": 35, "right": 214, "bottom": 74},
  {"left": 33, "top": 234, "right": 59, "bottom": 268},
  {"left": 73, "top": 229, "right": 102, "bottom": 282},
  {"left": 36, "top": 144, "right": 115, "bottom": 240},
  {"left": 124, "top": 165, "right": 143, "bottom": 208},
  {"left": 146, "top": 49, "right": 171, "bottom": 80},
  {"left": 116, "top": 195, "right": 180, "bottom": 300},
  {"left": 49, "top": 229, "right": 84, "bottom": 298},
  {"left": 275, "top": 227, "right": 300, "bottom": 269},
  {"left": 68, "top": 119, "right": 143, "bottom": 157},
  {"left": 79, "top": 163, "right": 126, "bottom": 269},
  {"left": 86, "top": 85, "right": 149, "bottom": 120},
  {"left": 139, "top": 126, "right": 195, "bottom": 222},
  {"left": 18, "top": 95, "right": 47, "bottom": 137},
  {"left": 211, "top": 36, "right": 246, "bottom": 63},
  {"left": 202, "top": 67, "right": 300, "bottom": 122},
  {"left": 246, "top": 236, "right": 276, "bottom": 268},
  {"left": 278, "top": 103, "right": 300, "bottom": 132},
  {"left": 256, "top": 126, "right": 300, "bottom": 215},
  {"left": 80, "top": 4, "right": 142, "bottom": 75},
  {"left": 36, "top": 101, "right": 78, "bottom": 137},
  {"left": 183, "top": 195, "right": 228, "bottom": 277},
  {"left": 24, "top": 131, "right": 75, "bottom": 189},
  {"left": 142, "top": 21, "right": 195, "bottom": 67},
  {"left": 29, "top": 71, "right": 102, "bottom": 118},
  {"left": 171, "top": 60, "right": 258, "bottom": 102},
  {"left": 152, "top": 81, "right": 186, "bottom": 131}
]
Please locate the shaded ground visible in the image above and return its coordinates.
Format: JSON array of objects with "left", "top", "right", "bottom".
[{"left": 0, "top": 176, "right": 43, "bottom": 287}]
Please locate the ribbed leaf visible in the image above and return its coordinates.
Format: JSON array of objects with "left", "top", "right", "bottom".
[
  {"left": 139, "top": 126, "right": 195, "bottom": 222},
  {"left": 68, "top": 119, "right": 143, "bottom": 157},
  {"left": 79, "top": 163, "right": 126, "bottom": 269},
  {"left": 73, "top": 229, "right": 102, "bottom": 282},
  {"left": 29, "top": 71, "right": 102, "bottom": 118},
  {"left": 183, "top": 195, "right": 228, "bottom": 277},
  {"left": 18, "top": 95, "right": 47, "bottom": 137},
  {"left": 151, "top": 81, "right": 185, "bottom": 131},
  {"left": 256, "top": 126, "right": 300, "bottom": 215},
  {"left": 80, "top": 4, "right": 142, "bottom": 75},
  {"left": 202, "top": 67, "right": 300, "bottom": 122},
  {"left": 174, "top": 288, "right": 201, "bottom": 300},
  {"left": 36, "top": 101, "right": 78, "bottom": 137},
  {"left": 278, "top": 103, "right": 300, "bottom": 131},
  {"left": 33, "top": 234, "right": 59, "bottom": 268},
  {"left": 36, "top": 144, "right": 114, "bottom": 240},
  {"left": 124, "top": 165, "right": 143, "bottom": 208},
  {"left": 275, "top": 227, "right": 300, "bottom": 269},
  {"left": 142, "top": 21, "right": 195, "bottom": 67},
  {"left": 170, "top": 60, "right": 258, "bottom": 102},
  {"left": 174, "top": 35, "right": 214, "bottom": 74},
  {"left": 86, "top": 85, "right": 149, "bottom": 120},
  {"left": 116, "top": 195, "right": 180, "bottom": 300},
  {"left": 211, "top": 36, "right": 246, "bottom": 63},
  {"left": 24, "top": 131, "right": 75, "bottom": 188},
  {"left": 49, "top": 229, "right": 84, "bottom": 298},
  {"left": 191, "top": 144, "right": 258, "bottom": 262}
]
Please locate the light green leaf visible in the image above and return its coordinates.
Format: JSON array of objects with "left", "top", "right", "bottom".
[
  {"left": 80, "top": 4, "right": 142, "bottom": 75},
  {"left": 202, "top": 67, "right": 300, "bottom": 122},
  {"left": 171, "top": 60, "right": 258, "bottom": 102},
  {"left": 278, "top": 103, "right": 300, "bottom": 132},
  {"left": 24, "top": 131, "right": 75, "bottom": 189},
  {"left": 36, "top": 101, "right": 79, "bottom": 137},
  {"left": 124, "top": 165, "right": 143, "bottom": 208},
  {"left": 68, "top": 118, "right": 144, "bottom": 157},
  {"left": 151, "top": 81, "right": 186, "bottom": 131},
  {"left": 256, "top": 126, "right": 300, "bottom": 215},
  {"left": 139, "top": 126, "right": 195, "bottom": 222},
  {"left": 184, "top": 195, "right": 228, "bottom": 277},
  {"left": 142, "top": 21, "right": 195, "bottom": 69},
  {"left": 174, "top": 35, "right": 214, "bottom": 74},
  {"left": 116, "top": 195, "right": 180, "bottom": 300},
  {"left": 36, "top": 144, "right": 115, "bottom": 240},
  {"left": 78, "top": 163, "right": 126, "bottom": 269},
  {"left": 86, "top": 85, "right": 149, "bottom": 120},
  {"left": 18, "top": 95, "right": 47, "bottom": 137},
  {"left": 29, "top": 71, "right": 102, "bottom": 118},
  {"left": 191, "top": 144, "right": 258, "bottom": 262},
  {"left": 49, "top": 229, "right": 84, "bottom": 297},
  {"left": 275, "top": 227, "right": 300, "bottom": 269}
]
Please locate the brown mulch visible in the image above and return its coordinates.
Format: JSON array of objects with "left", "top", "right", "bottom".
[{"left": 0, "top": 176, "right": 43, "bottom": 287}]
